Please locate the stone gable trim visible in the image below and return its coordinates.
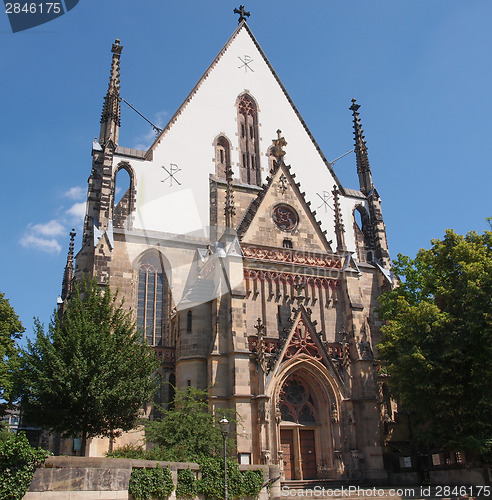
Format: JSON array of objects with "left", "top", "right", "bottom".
[{"left": 237, "top": 159, "right": 333, "bottom": 253}]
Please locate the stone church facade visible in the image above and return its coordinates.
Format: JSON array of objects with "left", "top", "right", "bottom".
[{"left": 64, "top": 12, "right": 393, "bottom": 482}]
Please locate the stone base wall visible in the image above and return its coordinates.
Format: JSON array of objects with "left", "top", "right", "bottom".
[{"left": 24, "top": 456, "right": 280, "bottom": 500}]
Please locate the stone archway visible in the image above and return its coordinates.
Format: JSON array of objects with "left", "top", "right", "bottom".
[
  {"left": 273, "top": 362, "right": 342, "bottom": 481},
  {"left": 278, "top": 373, "right": 319, "bottom": 480}
]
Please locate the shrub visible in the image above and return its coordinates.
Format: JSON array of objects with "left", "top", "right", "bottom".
[
  {"left": 242, "top": 469, "right": 264, "bottom": 498},
  {"left": 0, "top": 432, "right": 50, "bottom": 500},
  {"left": 195, "top": 457, "right": 263, "bottom": 500},
  {"left": 176, "top": 467, "right": 196, "bottom": 498},
  {"left": 108, "top": 444, "right": 183, "bottom": 462},
  {"left": 107, "top": 443, "right": 146, "bottom": 459},
  {"left": 129, "top": 465, "right": 174, "bottom": 500}
]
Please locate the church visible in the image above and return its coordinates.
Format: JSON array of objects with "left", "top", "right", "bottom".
[{"left": 64, "top": 7, "right": 393, "bottom": 482}]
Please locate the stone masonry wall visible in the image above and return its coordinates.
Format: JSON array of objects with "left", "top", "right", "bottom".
[{"left": 24, "top": 456, "right": 280, "bottom": 500}]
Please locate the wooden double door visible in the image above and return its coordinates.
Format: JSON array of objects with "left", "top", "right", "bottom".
[{"left": 280, "top": 428, "right": 317, "bottom": 480}]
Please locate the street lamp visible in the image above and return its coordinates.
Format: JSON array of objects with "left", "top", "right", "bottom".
[{"left": 219, "top": 416, "right": 230, "bottom": 500}]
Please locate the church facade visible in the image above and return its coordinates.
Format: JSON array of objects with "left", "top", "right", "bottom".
[{"left": 68, "top": 12, "right": 393, "bottom": 481}]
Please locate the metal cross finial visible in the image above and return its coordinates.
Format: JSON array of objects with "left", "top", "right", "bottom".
[{"left": 234, "top": 5, "right": 250, "bottom": 24}]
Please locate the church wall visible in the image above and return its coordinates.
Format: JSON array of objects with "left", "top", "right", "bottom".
[{"left": 211, "top": 178, "right": 260, "bottom": 229}]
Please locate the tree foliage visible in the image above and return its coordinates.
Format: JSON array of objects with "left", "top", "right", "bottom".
[
  {"left": 19, "top": 278, "right": 159, "bottom": 453},
  {"left": 144, "top": 386, "right": 237, "bottom": 462},
  {"left": 0, "top": 292, "right": 24, "bottom": 409},
  {"left": 378, "top": 224, "right": 492, "bottom": 453}
]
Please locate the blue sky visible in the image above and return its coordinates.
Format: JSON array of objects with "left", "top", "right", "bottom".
[{"left": 1, "top": 1, "right": 491, "bottom": 341}]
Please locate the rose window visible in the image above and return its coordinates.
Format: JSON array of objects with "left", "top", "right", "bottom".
[{"left": 272, "top": 204, "right": 298, "bottom": 232}]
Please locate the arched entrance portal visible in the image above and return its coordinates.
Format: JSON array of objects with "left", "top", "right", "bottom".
[
  {"left": 277, "top": 370, "right": 337, "bottom": 480},
  {"left": 279, "top": 374, "right": 318, "bottom": 479}
]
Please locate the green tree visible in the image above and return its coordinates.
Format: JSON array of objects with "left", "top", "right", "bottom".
[
  {"left": 144, "top": 386, "right": 237, "bottom": 462},
  {"left": 20, "top": 278, "right": 159, "bottom": 454},
  {"left": 378, "top": 224, "right": 492, "bottom": 455},
  {"left": 0, "top": 292, "right": 24, "bottom": 411}
]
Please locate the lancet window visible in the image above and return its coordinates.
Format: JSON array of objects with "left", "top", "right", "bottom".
[
  {"left": 237, "top": 94, "right": 261, "bottom": 186},
  {"left": 353, "top": 205, "right": 374, "bottom": 263},
  {"left": 113, "top": 164, "right": 134, "bottom": 230},
  {"left": 137, "top": 253, "right": 171, "bottom": 346},
  {"left": 215, "top": 136, "right": 230, "bottom": 178}
]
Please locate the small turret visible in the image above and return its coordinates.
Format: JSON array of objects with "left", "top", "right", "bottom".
[
  {"left": 99, "top": 39, "right": 123, "bottom": 146},
  {"left": 350, "top": 98, "right": 373, "bottom": 196}
]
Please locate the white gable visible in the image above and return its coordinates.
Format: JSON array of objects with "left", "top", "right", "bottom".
[{"left": 116, "top": 23, "right": 362, "bottom": 253}]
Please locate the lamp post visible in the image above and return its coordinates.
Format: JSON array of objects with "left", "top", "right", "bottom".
[{"left": 219, "top": 416, "right": 230, "bottom": 500}]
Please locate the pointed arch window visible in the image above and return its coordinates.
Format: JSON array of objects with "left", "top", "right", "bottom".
[
  {"left": 279, "top": 374, "right": 319, "bottom": 424},
  {"left": 237, "top": 94, "right": 261, "bottom": 186},
  {"left": 215, "top": 136, "right": 230, "bottom": 178},
  {"left": 353, "top": 205, "right": 374, "bottom": 263},
  {"left": 113, "top": 164, "right": 135, "bottom": 230},
  {"left": 137, "top": 253, "right": 171, "bottom": 346}
]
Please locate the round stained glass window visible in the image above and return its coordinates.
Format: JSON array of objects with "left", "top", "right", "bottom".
[{"left": 272, "top": 204, "right": 298, "bottom": 232}]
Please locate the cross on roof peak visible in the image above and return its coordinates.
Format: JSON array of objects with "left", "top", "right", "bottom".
[{"left": 234, "top": 5, "right": 250, "bottom": 24}]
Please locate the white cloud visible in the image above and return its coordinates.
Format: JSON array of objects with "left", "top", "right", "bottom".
[
  {"left": 64, "top": 186, "right": 85, "bottom": 200},
  {"left": 20, "top": 195, "right": 85, "bottom": 255},
  {"left": 67, "top": 202, "right": 86, "bottom": 220},
  {"left": 20, "top": 234, "right": 62, "bottom": 254},
  {"left": 30, "top": 219, "right": 65, "bottom": 237}
]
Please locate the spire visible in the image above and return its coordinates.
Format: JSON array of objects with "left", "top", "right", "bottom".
[
  {"left": 332, "top": 185, "right": 347, "bottom": 252},
  {"left": 61, "top": 229, "right": 76, "bottom": 301},
  {"left": 99, "top": 39, "right": 123, "bottom": 146},
  {"left": 233, "top": 5, "right": 250, "bottom": 24},
  {"left": 224, "top": 164, "right": 236, "bottom": 228},
  {"left": 350, "top": 98, "right": 373, "bottom": 195}
]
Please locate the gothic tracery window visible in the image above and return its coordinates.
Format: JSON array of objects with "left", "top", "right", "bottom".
[
  {"left": 237, "top": 94, "right": 261, "bottom": 186},
  {"left": 137, "top": 253, "right": 171, "bottom": 346},
  {"left": 279, "top": 374, "right": 319, "bottom": 424}
]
